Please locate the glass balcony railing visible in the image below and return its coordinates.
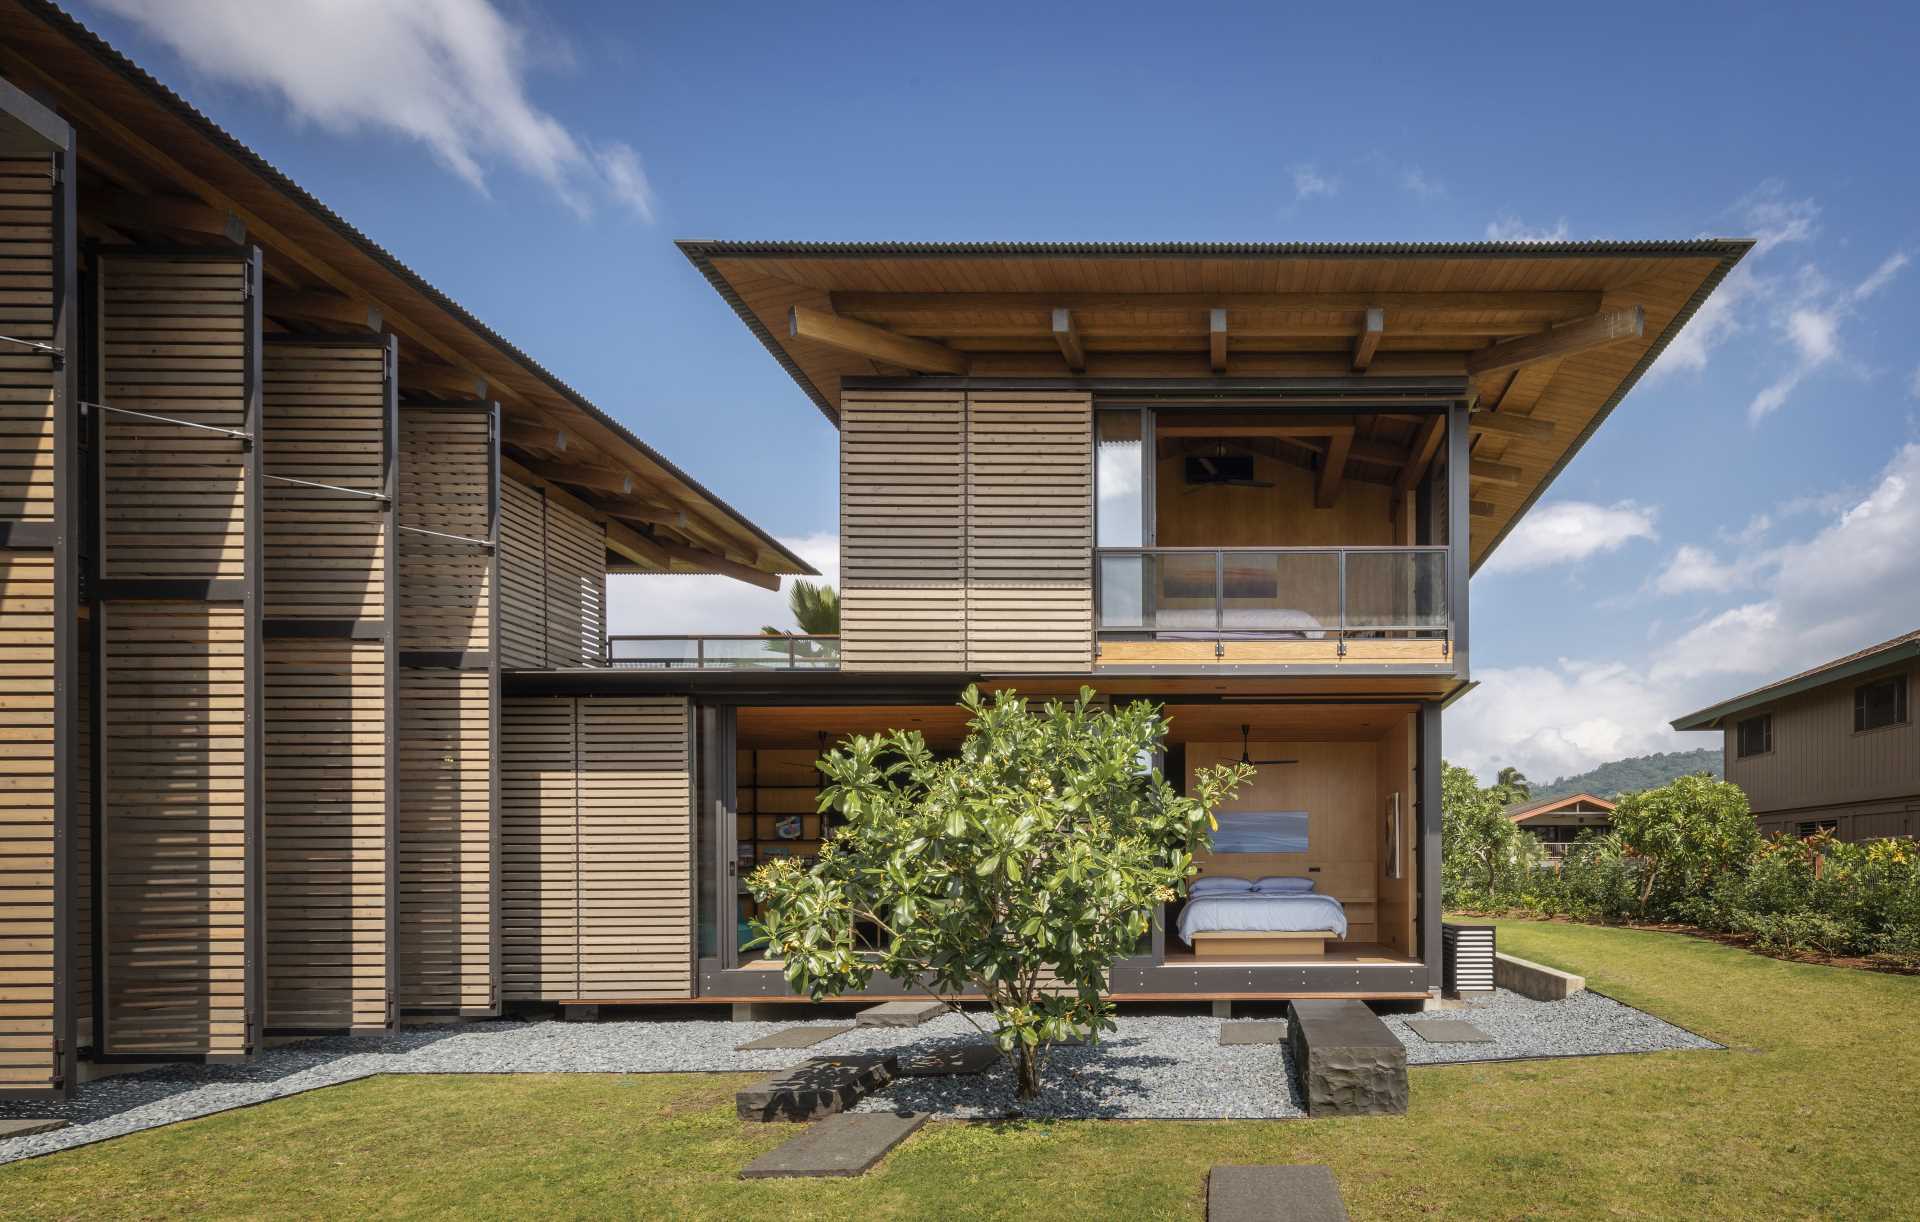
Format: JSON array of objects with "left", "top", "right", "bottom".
[
  {"left": 605, "top": 634, "right": 841, "bottom": 670},
  {"left": 1095, "top": 546, "right": 1449, "bottom": 641}
]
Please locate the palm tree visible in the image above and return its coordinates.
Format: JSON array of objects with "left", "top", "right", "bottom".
[
  {"left": 1495, "top": 766, "right": 1532, "bottom": 801},
  {"left": 762, "top": 580, "right": 839, "bottom": 661}
]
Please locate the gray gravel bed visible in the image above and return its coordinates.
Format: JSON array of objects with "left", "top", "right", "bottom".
[
  {"left": 1383, "top": 989, "right": 1720, "bottom": 1066},
  {"left": 0, "top": 989, "right": 1716, "bottom": 1161}
]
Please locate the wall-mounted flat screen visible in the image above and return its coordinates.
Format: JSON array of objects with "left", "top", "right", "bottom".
[{"left": 1211, "top": 810, "right": 1309, "bottom": 854}]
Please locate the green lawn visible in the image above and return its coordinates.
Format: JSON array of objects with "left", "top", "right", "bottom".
[{"left": 6, "top": 921, "right": 1918, "bottom": 1220}]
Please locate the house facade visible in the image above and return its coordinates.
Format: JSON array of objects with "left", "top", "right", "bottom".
[
  {"left": 0, "top": 3, "right": 1752, "bottom": 1100},
  {"left": 1673, "top": 630, "right": 1920, "bottom": 840},
  {"left": 1506, "top": 792, "right": 1616, "bottom": 858}
]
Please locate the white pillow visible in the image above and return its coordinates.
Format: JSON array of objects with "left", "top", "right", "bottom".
[
  {"left": 1251, "top": 876, "right": 1315, "bottom": 894},
  {"left": 1188, "top": 876, "right": 1255, "bottom": 897}
]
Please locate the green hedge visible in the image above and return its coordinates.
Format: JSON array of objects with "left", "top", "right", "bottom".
[{"left": 1444, "top": 772, "right": 1920, "bottom": 970}]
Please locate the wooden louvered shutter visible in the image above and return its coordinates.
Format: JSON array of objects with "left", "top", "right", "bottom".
[{"left": 839, "top": 390, "right": 965, "bottom": 671}]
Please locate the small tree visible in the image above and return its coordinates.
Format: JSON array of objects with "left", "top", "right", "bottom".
[
  {"left": 1609, "top": 774, "right": 1758, "bottom": 916},
  {"left": 1442, "top": 762, "right": 1542, "bottom": 906},
  {"left": 747, "top": 686, "right": 1252, "bottom": 1099}
]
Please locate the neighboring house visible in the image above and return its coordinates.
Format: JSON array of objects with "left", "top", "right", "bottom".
[
  {"left": 1673, "top": 630, "right": 1920, "bottom": 841},
  {"left": 0, "top": 5, "right": 1754, "bottom": 1101},
  {"left": 1506, "top": 792, "right": 1616, "bottom": 858}
]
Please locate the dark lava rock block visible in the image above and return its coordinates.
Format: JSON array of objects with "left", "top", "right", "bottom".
[
  {"left": 736, "top": 1053, "right": 899, "bottom": 1122},
  {"left": 1285, "top": 1000, "right": 1407, "bottom": 1117}
]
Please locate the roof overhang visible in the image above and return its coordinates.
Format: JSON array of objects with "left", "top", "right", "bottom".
[
  {"left": 1, "top": 0, "right": 810, "bottom": 580},
  {"left": 680, "top": 239, "right": 1751, "bottom": 572},
  {"left": 1672, "top": 638, "right": 1920, "bottom": 730},
  {"left": 1508, "top": 792, "right": 1617, "bottom": 823}
]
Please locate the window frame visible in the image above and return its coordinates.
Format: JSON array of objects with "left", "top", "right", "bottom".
[
  {"left": 1735, "top": 713, "right": 1773, "bottom": 759},
  {"left": 1852, "top": 674, "right": 1909, "bottom": 734}
]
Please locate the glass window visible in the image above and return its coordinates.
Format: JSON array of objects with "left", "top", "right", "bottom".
[
  {"left": 1096, "top": 409, "right": 1144, "bottom": 547},
  {"left": 1854, "top": 676, "right": 1908, "bottom": 732},
  {"left": 1736, "top": 714, "right": 1772, "bottom": 758}
]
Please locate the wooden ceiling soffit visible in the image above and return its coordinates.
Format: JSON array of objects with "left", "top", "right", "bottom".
[
  {"left": 788, "top": 304, "right": 969, "bottom": 375},
  {"left": 1464, "top": 306, "right": 1645, "bottom": 378},
  {"left": 502, "top": 419, "right": 567, "bottom": 454},
  {"left": 828, "top": 290, "right": 1604, "bottom": 316},
  {"left": 1470, "top": 411, "right": 1555, "bottom": 440},
  {"left": 644, "top": 532, "right": 780, "bottom": 591},
  {"left": 400, "top": 360, "right": 487, "bottom": 399}
]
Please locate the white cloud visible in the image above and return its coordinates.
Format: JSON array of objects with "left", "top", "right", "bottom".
[
  {"left": 1291, "top": 165, "right": 1338, "bottom": 201},
  {"left": 1479, "top": 500, "right": 1658, "bottom": 575},
  {"left": 1485, "top": 214, "right": 1570, "bottom": 243},
  {"left": 606, "top": 533, "right": 840, "bottom": 636},
  {"left": 90, "top": 0, "right": 655, "bottom": 219},
  {"left": 1401, "top": 168, "right": 1446, "bottom": 199},
  {"left": 1851, "top": 251, "right": 1910, "bottom": 302},
  {"left": 1454, "top": 444, "right": 1920, "bottom": 782},
  {"left": 1651, "top": 544, "right": 1746, "bottom": 596},
  {"left": 1737, "top": 181, "right": 1820, "bottom": 254},
  {"left": 1651, "top": 262, "right": 1755, "bottom": 377}
]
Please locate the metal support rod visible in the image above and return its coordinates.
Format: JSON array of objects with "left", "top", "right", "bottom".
[
  {"left": 262, "top": 472, "right": 391, "bottom": 501},
  {"left": 0, "top": 332, "right": 63, "bottom": 357},
  {"left": 82, "top": 400, "right": 254, "bottom": 443},
  {"left": 395, "top": 523, "right": 494, "bottom": 549}
]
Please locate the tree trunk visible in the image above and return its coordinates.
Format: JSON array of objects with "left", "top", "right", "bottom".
[{"left": 1014, "top": 1042, "right": 1042, "bottom": 1099}]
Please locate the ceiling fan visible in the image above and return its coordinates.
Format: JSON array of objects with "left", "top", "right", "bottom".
[
  {"left": 1239, "top": 724, "right": 1298, "bottom": 767},
  {"left": 1184, "top": 446, "right": 1274, "bottom": 491}
]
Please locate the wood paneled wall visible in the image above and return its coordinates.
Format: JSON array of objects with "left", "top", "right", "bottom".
[
  {"left": 95, "top": 248, "right": 259, "bottom": 1059},
  {"left": 260, "top": 338, "right": 394, "bottom": 1033},
  {"left": 395, "top": 405, "right": 497, "bottom": 1015},
  {"left": 1725, "top": 661, "right": 1920, "bottom": 818},
  {"left": 497, "top": 474, "right": 605, "bottom": 671},
  {"left": 0, "top": 150, "right": 68, "bottom": 1093},
  {"left": 840, "top": 389, "right": 1093, "bottom": 672},
  {"left": 501, "top": 695, "right": 691, "bottom": 1002}
]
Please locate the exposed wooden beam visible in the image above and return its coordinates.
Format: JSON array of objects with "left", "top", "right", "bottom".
[
  {"left": 502, "top": 420, "right": 568, "bottom": 453},
  {"left": 90, "top": 186, "right": 244, "bottom": 243},
  {"left": 1470, "top": 411, "right": 1556, "bottom": 440},
  {"left": 1471, "top": 458, "right": 1525, "bottom": 485},
  {"left": 1348, "top": 437, "right": 1410, "bottom": 467},
  {"left": 1392, "top": 417, "right": 1447, "bottom": 499},
  {"left": 605, "top": 519, "right": 670, "bottom": 568},
  {"left": 961, "top": 350, "right": 1467, "bottom": 379},
  {"left": 1316, "top": 429, "right": 1351, "bottom": 509},
  {"left": 1464, "top": 306, "right": 1645, "bottom": 378},
  {"left": 1470, "top": 499, "right": 1496, "bottom": 518},
  {"left": 605, "top": 498, "right": 689, "bottom": 531},
  {"left": 651, "top": 537, "right": 780, "bottom": 591},
  {"left": 265, "top": 290, "right": 381, "bottom": 332},
  {"left": 1155, "top": 417, "right": 1358, "bottom": 439},
  {"left": 1352, "top": 308, "right": 1384, "bottom": 371},
  {"left": 400, "top": 362, "right": 487, "bottom": 399},
  {"left": 1209, "top": 308, "right": 1228, "bottom": 373},
  {"left": 788, "top": 305, "right": 970, "bottom": 375},
  {"left": 831, "top": 290, "right": 1603, "bottom": 316},
  {"left": 541, "top": 463, "right": 634, "bottom": 497},
  {"left": 1050, "top": 308, "right": 1087, "bottom": 372}
]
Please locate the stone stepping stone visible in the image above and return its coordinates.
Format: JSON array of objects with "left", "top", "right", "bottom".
[
  {"left": 1220, "top": 1020, "right": 1288, "bottom": 1046},
  {"left": 1405, "top": 1019, "right": 1494, "bottom": 1045},
  {"left": 895, "top": 1044, "right": 998, "bottom": 1077},
  {"left": 737, "top": 1053, "right": 898, "bottom": 1122},
  {"left": 855, "top": 1000, "right": 947, "bottom": 1027},
  {"left": 1209, "top": 1165, "right": 1348, "bottom": 1221},
  {"left": 740, "top": 1111, "right": 928, "bottom": 1179},
  {"left": 733, "top": 1024, "right": 855, "bottom": 1051},
  {"left": 0, "top": 1118, "right": 67, "bottom": 1139}
]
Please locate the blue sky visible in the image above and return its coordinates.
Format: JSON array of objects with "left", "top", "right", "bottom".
[{"left": 73, "top": 0, "right": 1920, "bottom": 783}]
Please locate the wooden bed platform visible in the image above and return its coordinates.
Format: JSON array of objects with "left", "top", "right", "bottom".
[{"left": 1190, "top": 931, "right": 1327, "bottom": 958}]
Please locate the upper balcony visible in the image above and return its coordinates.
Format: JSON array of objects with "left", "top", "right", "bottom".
[
  {"left": 1095, "top": 545, "right": 1450, "bottom": 666},
  {"left": 608, "top": 634, "right": 841, "bottom": 670}
]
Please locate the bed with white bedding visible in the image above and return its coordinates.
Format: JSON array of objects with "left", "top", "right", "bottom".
[
  {"left": 1149, "top": 607, "right": 1328, "bottom": 640},
  {"left": 1177, "top": 878, "right": 1348, "bottom": 958}
]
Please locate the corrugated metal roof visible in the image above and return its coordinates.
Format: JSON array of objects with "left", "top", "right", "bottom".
[
  {"left": 26, "top": 0, "right": 810, "bottom": 576},
  {"left": 1672, "top": 628, "right": 1920, "bottom": 730}
]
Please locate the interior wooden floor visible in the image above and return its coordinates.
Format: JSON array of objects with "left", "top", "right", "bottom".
[{"left": 1160, "top": 942, "right": 1418, "bottom": 967}]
